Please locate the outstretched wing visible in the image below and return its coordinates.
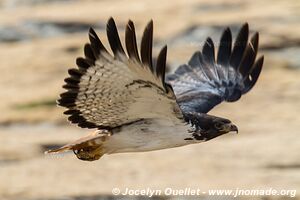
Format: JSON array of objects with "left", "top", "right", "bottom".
[
  {"left": 167, "top": 23, "right": 264, "bottom": 114},
  {"left": 58, "top": 18, "right": 182, "bottom": 129}
]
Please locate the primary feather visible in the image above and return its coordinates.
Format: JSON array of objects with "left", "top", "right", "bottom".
[{"left": 166, "top": 23, "right": 264, "bottom": 113}]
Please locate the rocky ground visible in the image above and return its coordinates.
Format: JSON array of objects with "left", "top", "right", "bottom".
[{"left": 0, "top": 0, "right": 299, "bottom": 199}]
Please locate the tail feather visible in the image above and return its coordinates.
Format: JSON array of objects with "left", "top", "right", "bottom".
[{"left": 45, "top": 130, "right": 111, "bottom": 161}]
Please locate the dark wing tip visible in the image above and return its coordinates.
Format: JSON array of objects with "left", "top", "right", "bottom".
[
  {"left": 106, "top": 17, "right": 126, "bottom": 58},
  {"left": 107, "top": 17, "right": 116, "bottom": 30},
  {"left": 68, "top": 114, "right": 98, "bottom": 129},
  {"left": 229, "top": 22, "right": 249, "bottom": 69},
  {"left": 156, "top": 45, "right": 168, "bottom": 87},
  {"left": 125, "top": 19, "right": 140, "bottom": 61},
  {"left": 146, "top": 19, "right": 154, "bottom": 29},
  {"left": 224, "top": 27, "right": 231, "bottom": 33},
  {"left": 88, "top": 27, "right": 96, "bottom": 37},
  {"left": 243, "top": 55, "right": 264, "bottom": 94},
  {"left": 88, "top": 27, "right": 94, "bottom": 35},
  {"left": 84, "top": 43, "right": 96, "bottom": 63},
  {"left": 239, "top": 23, "right": 249, "bottom": 41},
  {"left": 217, "top": 27, "right": 232, "bottom": 65},
  {"left": 88, "top": 27, "right": 108, "bottom": 56},
  {"left": 222, "top": 27, "right": 232, "bottom": 42},
  {"left": 140, "top": 20, "right": 154, "bottom": 71},
  {"left": 238, "top": 31, "right": 260, "bottom": 76},
  {"left": 68, "top": 68, "right": 83, "bottom": 79},
  {"left": 239, "top": 23, "right": 249, "bottom": 36},
  {"left": 108, "top": 16, "right": 114, "bottom": 23},
  {"left": 250, "top": 55, "right": 264, "bottom": 85},
  {"left": 242, "top": 22, "right": 249, "bottom": 30},
  {"left": 251, "top": 32, "right": 259, "bottom": 45},
  {"left": 202, "top": 37, "right": 215, "bottom": 64},
  {"left": 252, "top": 55, "right": 264, "bottom": 76},
  {"left": 128, "top": 19, "right": 134, "bottom": 25},
  {"left": 75, "top": 57, "right": 89, "bottom": 69}
]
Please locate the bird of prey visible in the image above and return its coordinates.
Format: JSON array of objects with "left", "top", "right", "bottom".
[{"left": 47, "top": 18, "right": 264, "bottom": 161}]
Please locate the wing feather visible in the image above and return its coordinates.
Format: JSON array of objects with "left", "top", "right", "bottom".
[
  {"left": 243, "top": 56, "right": 264, "bottom": 93},
  {"left": 217, "top": 27, "right": 232, "bottom": 66},
  {"left": 229, "top": 23, "right": 249, "bottom": 69},
  {"left": 106, "top": 17, "right": 126, "bottom": 59},
  {"left": 167, "top": 23, "right": 263, "bottom": 113},
  {"left": 88, "top": 27, "right": 109, "bottom": 56},
  {"left": 84, "top": 43, "right": 96, "bottom": 62},
  {"left": 125, "top": 20, "right": 141, "bottom": 61},
  {"left": 202, "top": 37, "right": 215, "bottom": 66},
  {"left": 155, "top": 45, "right": 168, "bottom": 86},
  {"left": 58, "top": 18, "right": 181, "bottom": 129},
  {"left": 239, "top": 32, "right": 259, "bottom": 76},
  {"left": 140, "top": 20, "right": 154, "bottom": 72}
]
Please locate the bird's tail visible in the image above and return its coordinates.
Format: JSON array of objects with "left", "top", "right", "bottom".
[{"left": 45, "top": 130, "right": 111, "bottom": 161}]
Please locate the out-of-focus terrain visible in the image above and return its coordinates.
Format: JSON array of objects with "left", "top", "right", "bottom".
[{"left": 0, "top": 0, "right": 299, "bottom": 199}]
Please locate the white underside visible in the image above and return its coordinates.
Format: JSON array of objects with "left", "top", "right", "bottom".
[{"left": 103, "top": 118, "right": 199, "bottom": 154}]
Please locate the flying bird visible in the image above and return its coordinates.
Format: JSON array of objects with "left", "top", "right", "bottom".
[{"left": 46, "top": 18, "right": 264, "bottom": 161}]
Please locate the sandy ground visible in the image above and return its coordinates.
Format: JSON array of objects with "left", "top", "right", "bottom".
[{"left": 0, "top": 0, "right": 299, "bottom": 199}]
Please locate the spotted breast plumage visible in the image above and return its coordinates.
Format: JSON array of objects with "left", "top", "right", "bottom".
[{"left": 46, "top": 17, "right": 264, "bottom": 161}]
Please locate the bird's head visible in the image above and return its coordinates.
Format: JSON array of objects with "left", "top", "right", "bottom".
[
  {"left": 208, "top": 117, "right": 238, "bottom": 136},
  {"left": 184, "top": 113, "right": 238, "bottom": 141}
]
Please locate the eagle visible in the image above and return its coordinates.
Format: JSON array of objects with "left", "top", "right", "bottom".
[{"left": 46, "top": 17, "right": 264, "bottom": 161}]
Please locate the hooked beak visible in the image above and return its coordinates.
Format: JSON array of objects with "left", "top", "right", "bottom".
[{"left": 230, "top": 124, "right": 238, "bottom": 134}]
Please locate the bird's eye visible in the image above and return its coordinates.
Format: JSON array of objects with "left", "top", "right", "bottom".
[{"left": 214, "top": 122, "right": 223, "bottom": 129}]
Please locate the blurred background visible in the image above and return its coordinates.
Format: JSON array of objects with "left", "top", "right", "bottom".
[{"left": 0, "top": 0, "right": 299, "bottom": 199}]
